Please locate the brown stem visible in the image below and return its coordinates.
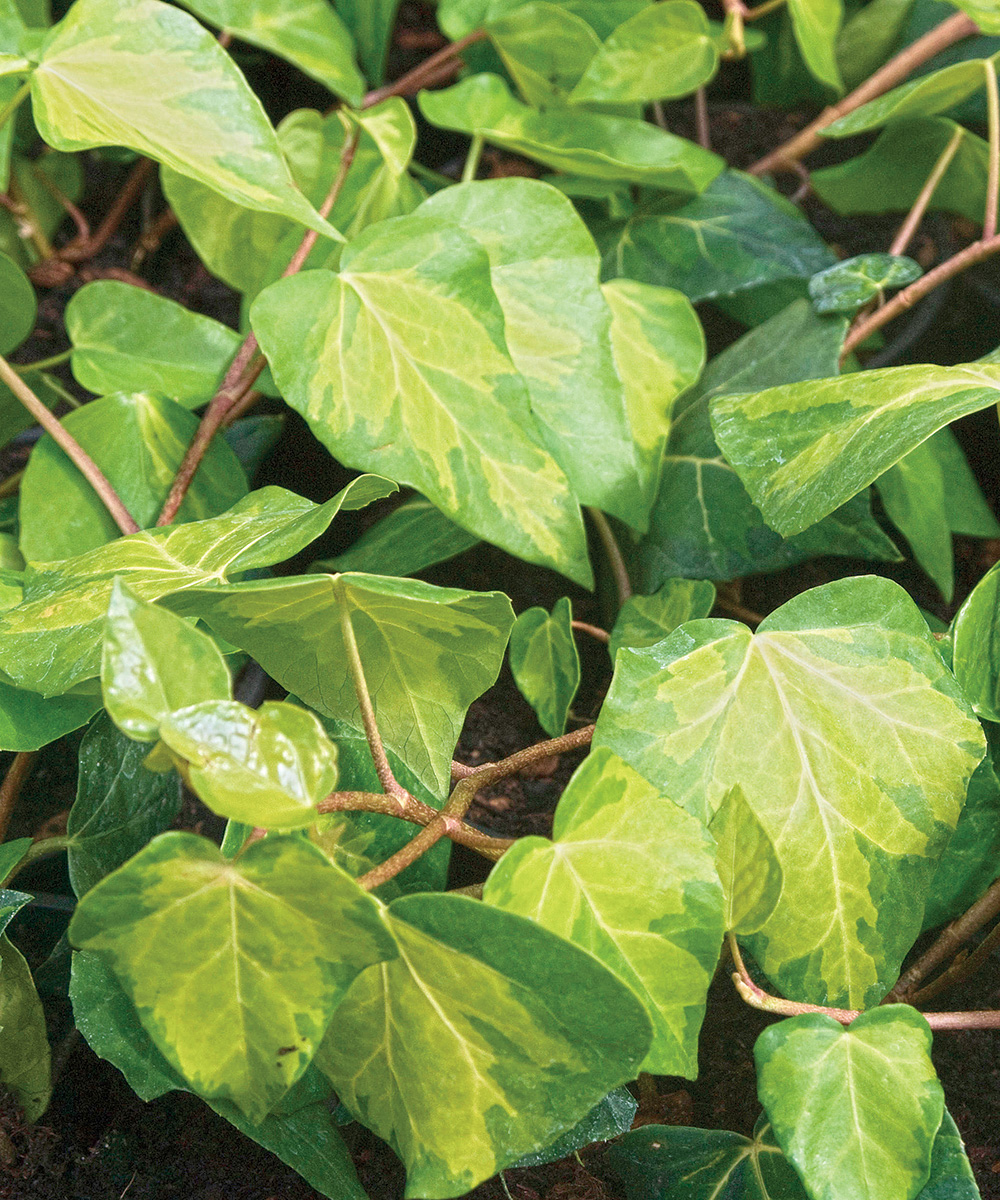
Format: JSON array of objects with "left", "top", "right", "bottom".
[
  {"left": 749, "top": 12, "right": 978, "bottom": 176},
  {"left": 156, "top": 132, "right": 359, "bottom": 528},
  {"left": 458, "top": 724, "right": 595, "bottom": 792},
  {"left": 0, "top": 752, "right": 36, "bottom": 846},
  {"left": 842, "top": 231, "right": 1000, "bottom": 357},
  {"left": 571, "top": 619, "right": 611, "bottom": 644},
  {"left": 588, "top": 508, "right": 632, "bottom": 607},
  {"left": 908, "top": 917, "right": 1000, "bottom": 1006},
  {"left": 59, "top": 158, "right": 156, "bottom": 263},
  {"left": 888, "top": 124, "right": 963, "bottom": 256},
  {"left": 0, "top": 354, "right": 138, "bottom": 534},
  {"left": 131, "top": 207, "right": 178, "bottom": 270},
  {"left": 2, "top": 182, "right": 56, "bottom": 261},
  {"left": 220, "top": 386, "right": 263, "bottom": 428},
  {"left": 362, "top": 29, "right": 488, "bottom": 108},
  {"left": 694, "top": 88, "right": 711, "bottom": 151},
  {"left": 714, "top": 595, "right": 765, "bottom": 627}
]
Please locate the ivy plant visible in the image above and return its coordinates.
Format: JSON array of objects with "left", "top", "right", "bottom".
[{"left": 0, "top": 0, "right": 999, "bottom": 1197}]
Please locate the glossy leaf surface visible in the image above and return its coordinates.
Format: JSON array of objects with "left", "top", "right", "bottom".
[
  {"left": 419, "top": 74, "right": 723, "bottom": 191},
  {"left": 318, "top": 891, "right": 652, "bottom": 1198},
  {"left": 756, "top": 1008, "right": 944, "bottom": 1200},
  {"left": 69, "top": 832, "right": 396, "bottom": 1122},
  {"left": 509, "top": 598, "right": 580, "bottom": 737},
  {"left": 0, "top": 478, "right": 395, "bottom": 696},
  {"left": 177, "top": 0, "right": 364, "bottom": 104},
  {"left": 19, "top": 392, "right": 248, "bottom": 563},
  {"left": 31, "top": 0, "right": 335, "bottom": 235},
  {"left": 317, "top": 496, "right": 479, "bottom": 578},
  {"left": 102, "top": 579, "right": 232, "bottom": 741},
  {"left": 710, "top": 362, "right": 1000, "bottom": 536},
  {"left": 159, "top": 700, "right": 338, "bottom": 829},
  {"left": 635, "top": 300, "right": 899, "bottom": 585},
  {"left": 420, "top": 178, "right": 647, "bottom": 528},
  {"left": 67, "top": 713, "right": 183, "bottom": 898},
  {"left": 485, "top": 748, "right": 724, "bottom": 1076},
  {"left": 65, "top": 282, "right": 243, "bottom": 406},
  {"left": 809, "top": 253, "right": 922, "bottom": 313},
  {"left": 595, "top": 576, "right": 985, "bottom": 1006},
  {"left": 595, "top": 171, "right": 834, "bottom": 302},
  {"left": 608, "top": 579, "right": 716, "bottom": 661},
  {"left": 0, "top": 934, "right": 50, "bottom": 1121},
  {"left": 168, "top": 571, "right": 513, "bottom": 796},
  {"left": 251, "top": 218, "right": 591, "bottom": 584}
]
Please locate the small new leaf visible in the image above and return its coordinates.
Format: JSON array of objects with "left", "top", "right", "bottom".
[{"left": 709, "top": 784, "right": 783, "bottom": 935}]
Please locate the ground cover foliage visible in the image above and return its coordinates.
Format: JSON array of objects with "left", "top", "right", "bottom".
[{"left": 2, "top": 0, "right": 1000, "bottom": 1197}]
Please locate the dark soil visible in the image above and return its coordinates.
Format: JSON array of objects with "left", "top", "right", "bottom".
[{"left": 3, "top": 2, "right": 1000, "bottom": 1197}]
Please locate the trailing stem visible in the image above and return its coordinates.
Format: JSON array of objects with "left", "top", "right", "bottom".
[
  {"left": 888, "top": 125, "right": 964, "bottom": 257},
  {"left": 984, "top": 61, "right": 1000, "bottom": 240},
  {"left": 749, "top": 12, "right": 977, "bottom": 175},
  {"left": 362, "top": 29, "right": 488, "bottom": 109},
  {"left": 0, "top": 752, "right": 36, "bottom": 846},
  {"left": 0, "top": 353, "right": 138, "bottom": 535},
  {"left": 588, "top": 508, "right": 632, "bottom": 607}
]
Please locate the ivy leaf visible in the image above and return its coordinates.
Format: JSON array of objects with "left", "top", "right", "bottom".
[
  {"left": 418, "top": 73, "right": 722, "bottom": 191},
  {"left": 0, "top": 478, "right": 394, "bottom": 697},
  {"left": 420, "top": 178, "right": 648, "bottom": 530},
  {"left": 756, "top": 1008, "right": 944, "bottom": 1200},
  {"left": 158, "top": 700, "right": 339, "bottom": 830},
  {"left": 710, "top": 361, "right": 1000, "bottom": 536},
  {"left": 709, "top": 785, "right": 783, "bottom": 935},
  {"left": 875, "top": 437, "right": 954, "bottom": 601},
  {"left": 934, "top": 425, "right": 1000, "bottom": 537},
  {"left": 18, "top": 392, "right": 248, "bottom": 563},
  {"left": 488, "top": 1, "right": 602, "bottom": 107},
  {"left": 315, "top": 496, "right": 479, "bottom": 578},
  {"left": 809, "top": 253, "right": 922, "bottom": 313},
  {"left": 165, "top": 101, "right": 421, "bottom": 298},
  {"left": 484, "top": 748, "right": 724, "bottom": 1076},
  {"left": 602, "top": 279, "right": 705, "bottom": 516},
  {"left": 67, "top": 713, "right": 183, "bottom": 898},
  {"left": 250, "top": 219, "right": 592, "bottom": 585},
  {"left": 176, "top": 0, "right": 364, "bottom": 106},
  {"left": 602, "top": 1114, "right": 810, "bottom": 1199},
  {"left": 787, "top": 0, "right": 844, "bottom": 91},
  {"left": 812, "top": 118, "right": 990, "bottom": 224},
  {"left": 595, "top": 171, "right": 835, "bottom": 303},
  {"left": 594, "top": 575, "right": 985, "bottom": 1007},
  {"left": 0, "top": 934, "right": 51, "bottom": 1121},
  {"left": 65, "top": 282, "right": 243, "bottom": 407},
  {"left": 953, "top": 559, "right": 1000, "bottom": 721},
  {"left": 102, "top": 579, "right": 232, "bottom": 741},
  {"left": 167, "top": 572, "right": 514, "bottom": 797},
  {"left": 608, "top": 579, "right": 716, "bottom": 661},
  {"left": 334, "top": 0, "right": 400, "bottom": 84},
  {"left": 0, "top": 838, "right": 31, "bottom": 885},
  {"left": 513, "top": 1088, "right": 637, "bottom": 1169},
  {"left": 634, "top": 300, "right": 900, "bottom": 586},
  {"left": 822, "top": 55, "right": 999, "bottom": 137},
  {"left": 570, "top": 1, "right": 718, "bottom": 103},
  {"left": 0, "top": 250, "right": 35, "bottom": 354},
  {"left": 509, "top": 597, "right": 580, "bottom": 737},
  {"left": 0, "top": 682, "right": 100, "bottom": 751},
  {"left": 317, "top": 891, "right": 652, "bottom": 1198},
  {"left": 68, "top": 832, "right": 397, "bottom": 1123},
  {"left": 31, "top": 0, "right": 337, "bottom": 236}
]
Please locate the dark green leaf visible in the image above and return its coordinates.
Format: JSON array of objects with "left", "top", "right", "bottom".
[
  {"left": 0, "top": 249, "right": 35, "bottom": 354},
  {"left": 102, "top": 579, "right": 232, "bottom": 742},
  {"left": 316, "top": 496, "right": 479, "bottom": 578},
  {"left": 609, "top": 579, "right": 716, "bottom": 661},
  {"left": 0, "top": 681, "right": 100, "bottom": 751},
  {"left": 18, "top": 392, "right": 248, "bottom": 563},
  {"left": 335, "top": 0, "right": 400, "bottom": 84},
  {"left": 513, "top": 1087, "right": 637, "bottom": 1169},
  {"left": 875, "top": 437, "right": 954, "bottom": 601},
  {"left": 418, "top": 73, "right": 723, "bottom": 191},
  {"left": 509, "top": 597, "right": 580, "bottom": 737},
  {"left": 595, "top": 171, "right": 835, "bottom": 302},
  {"left": 933, "top": 425, "right": 1000, "bottom": 537},
  {"left": 809, "top": 253, "right": 922, "bottom": 312},
  {"left": 67, "top": 712, "right": 183, "bottom": 898},
  {"left": 756, "top": 1008, "right": 944, "bottom": 1200},
  {"left": 484, "top": 747, "right": 724, "bottom": 1076},
  {"left": 0, "top": 838, "right": 31, "bottom": 885}
]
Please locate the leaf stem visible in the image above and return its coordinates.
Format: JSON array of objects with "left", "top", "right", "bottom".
[
  {"left": 588, "top": 508, "right": 632, "bottom": 607},
  {"left": 157, "top": 131, "right": 360, "bottom": 527},
  {"left": 745, "top": 0, "right": 788, "bottom": 19},
  {"left": 362, "top": 29, "right": 488, "bottom": 109},
  {"left": 888, "top": 124, "right": 964, "bottom": 256},
  {"left": 0, "top": 352, "right": 138, "bottom": 535},
  {"left": 339, "top": 607, "right": 409, "bottom": 808},
  {"left": 984, "top": 60, "right": 1000, "bottom": 239},
  {"left": 454, "top": 724, "right": 595, "bottom": 793},
  {"left": 908, "top": 917, "right": 1000, "bottom": 1006},
  {"left": 0, "top": 80, "right": 30, "bottom": 134},
  {"left": 749, "top": 12, "right": 977, "bottom": 175},
  {"left": 841, "top": 230, "right": 1000, "bottom": 357},
  {"left": 694, "top": 88, "right": 711, "bottom": 151},
  {"left": 729, "top": 934, "right": 1000, "bottom": 1029},
  {"left": 462, "top": 133, "right": 485, "bottom": 183},
  {"left": 571, "top": 619, "right": 610, "bottom": 644},
  {"left": 59, "top": 158, "right": 156, "bottom": 264},
  {"left": 12, "top": 349, "right": 73, "bottom": 375},
  {"left": 0, "top": 751, "right": 35, "bottom": 845}
]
